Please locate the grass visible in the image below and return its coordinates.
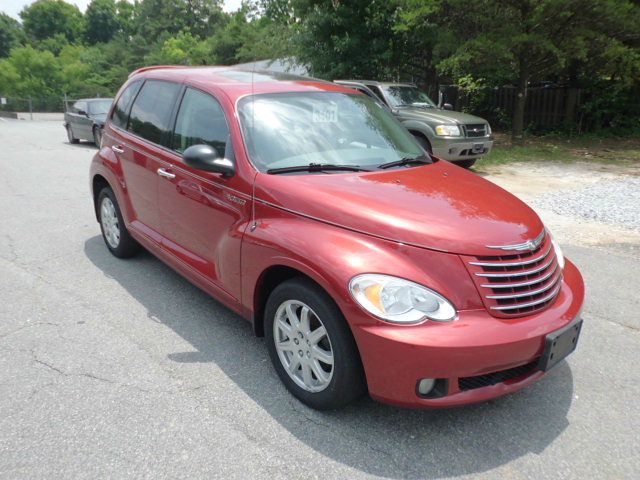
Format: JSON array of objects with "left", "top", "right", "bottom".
[{"left": 481, "top": 133, "right": 640, "bottom": 166}]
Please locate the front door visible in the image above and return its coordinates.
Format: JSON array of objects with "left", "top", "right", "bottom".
[{"left": 157, "top": 87, "right": 248, "bottom": 295}]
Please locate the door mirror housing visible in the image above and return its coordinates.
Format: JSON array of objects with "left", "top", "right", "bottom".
[
  {"left": 183, "top": 144, "right": 235, "bottom": 177},
  {"left": 442, "top": 103, "right": 453, "bottom": 111},
  {"left": 77, "top": 109, "right": 87, "bottom": 116}
]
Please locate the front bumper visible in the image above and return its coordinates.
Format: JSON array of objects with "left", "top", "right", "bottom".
[
  {"left": 349, "top": 259, "right": 585, "bottom": 408},
  {"left": 432, "top": 136, "right": 494, "bottom": 161}
]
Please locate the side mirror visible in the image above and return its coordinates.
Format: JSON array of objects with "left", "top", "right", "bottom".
[
  {"left": 77, "top": 110, "right": 87, "bottom": 116},
  {"left": 183, "top": 144, "right": 235, "bottom": 177},
  {"left": 442, "top": 103, "right": 453, "bottom": 111}
]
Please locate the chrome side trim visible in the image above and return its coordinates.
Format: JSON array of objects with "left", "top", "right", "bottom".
[
  {"left": 475, "top": 257, "right": 555, "bottom": 278},
  {"left": 470, "top": 244, "right": 552, "bottom": 267},
  {"left": 480, "top": 264, "right": 559, "bottom": 288},
  {"left": 489, "top": 283, "right": 562, "bottom": 311},
  {"left": 486, "top": 230, "right": 545, "bottom": 251}
]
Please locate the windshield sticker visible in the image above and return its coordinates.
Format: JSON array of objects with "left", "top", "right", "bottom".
[{"left": 312, "top": 103, "right": 338, "bottom": 123}]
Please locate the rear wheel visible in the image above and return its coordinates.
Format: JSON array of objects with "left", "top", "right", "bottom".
[
  {"left": 97, "top": 187, "right": 140, "bottom": 258},
  {"left": 66, "top": 125, "right": 79, "bottom": 144},
  {"left": 93, "top": 126, "right": 102, "bottom": 147},
  {"left": 453, "top": 159, "right": 477, "bottom": 169},
  {"left": 265, "top": 278, "right": 366, "bottom": 410}
]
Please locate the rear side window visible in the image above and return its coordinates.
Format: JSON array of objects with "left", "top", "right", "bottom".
[
  {"left": 111, "top": 81, "right": 142, "bottom": 129},
  {"left": 73, "top": 101, "right": 87, "bottom": 113},
  {"left": 127, "top": 80, "right": 181, "bottom": 146},
  {"left": 172, "top": 88, "right": 229, "bottom": 155}
]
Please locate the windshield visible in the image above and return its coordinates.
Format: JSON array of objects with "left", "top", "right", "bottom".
[
  {"left": 88, "top": 100, "right": 113, "bottom": 115},
  {"left": 238, "top": 92, "right": 427, "bottom": 172},
  {"left": 382, "top": 86, "right": 437, "bottom": 108}
]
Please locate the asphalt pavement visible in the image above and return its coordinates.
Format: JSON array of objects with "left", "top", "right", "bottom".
[{"left": 1, "top": 119, "right": 638, "bottom": 479}]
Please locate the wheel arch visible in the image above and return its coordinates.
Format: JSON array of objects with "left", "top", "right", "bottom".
[
  {"left": 92, "top": 174, "right": 111, "bottom": 221},
  {"left": 252, "top": 264, "right": 326, "bottom": 337}
]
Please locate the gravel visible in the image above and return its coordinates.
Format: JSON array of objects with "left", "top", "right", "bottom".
[{"left": 532, "top": 177, "right": 640, "bottom": 231}]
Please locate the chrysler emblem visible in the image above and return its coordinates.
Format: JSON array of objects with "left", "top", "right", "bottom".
[{"left": 486, "top": 231, "right": 545, "bottom": 251}]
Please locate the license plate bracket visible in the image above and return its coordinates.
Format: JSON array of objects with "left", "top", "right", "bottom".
[
  {"left": 472, "top": 143, "right": 484, "bottom": 154},
  {"left": 538, "top": 318, "right": 583, "bottom": 372}
]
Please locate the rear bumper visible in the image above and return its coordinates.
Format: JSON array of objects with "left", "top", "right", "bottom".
[
  {"left": 350, "top": 259, "right": 584, "bottom": 408},
  {"left": 432, "top": 137, "right": 494, "bottom": 161}
]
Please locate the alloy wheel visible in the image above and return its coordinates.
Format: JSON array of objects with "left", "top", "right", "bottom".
[
  {"left": 100, "top": 197, "right": 120, "bottom": 248},
  {"left": 273, "top": 300, "right": 334, "bottom": 392}
]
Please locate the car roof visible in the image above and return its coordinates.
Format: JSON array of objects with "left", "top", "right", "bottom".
[
  {"left": 128, "top": 66, "right": 358, "bottom": 102},
  {"left": 75, "top": 98, "right": 114, "bottom": 102},
  {"left": 334, "top": 80, "right": 417, "bottom": 88}
]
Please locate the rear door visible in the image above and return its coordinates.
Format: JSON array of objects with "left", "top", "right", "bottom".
[{"left": 110, "top": 79, "right": 182, "bottom": 244}]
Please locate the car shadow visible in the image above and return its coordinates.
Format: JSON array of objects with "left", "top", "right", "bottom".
[
  {"left": 84, "top": 235, "right": 574, "bottom": 479},
  {"left": 66, "top": 140, "right": 97, "bottom": 149}
]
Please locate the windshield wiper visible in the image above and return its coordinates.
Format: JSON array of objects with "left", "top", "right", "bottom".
[
  {"left": 267, "top": 163, "right": 371, "bottom": 175},
  {"left": 378, "top": 155, "right": 431, "bottom": 169}
]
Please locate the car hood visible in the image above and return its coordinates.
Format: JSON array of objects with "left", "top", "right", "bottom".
[
  {"left": 395, "top": 107, "right": 487, "bottom": 125},
  {"left": 254, "top": 160, "right": 543, "bottom": 256}
]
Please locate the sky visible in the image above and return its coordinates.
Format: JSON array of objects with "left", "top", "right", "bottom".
[{"left": 2, "top": 0, "right": 244, "bottom": 20}]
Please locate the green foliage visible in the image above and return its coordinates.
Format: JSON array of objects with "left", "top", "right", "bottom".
[
  {"left": 0, "top": 13, "right": 24, "bottom": 57},
  {"left": 20, "top": 0, "right": 84, "bottom": 43},
  {"left": 85, "top": 0, "right": 119, "bottom": 44},
  {"left": 1, "top": 0, "right": 637, "bottom": 135}
]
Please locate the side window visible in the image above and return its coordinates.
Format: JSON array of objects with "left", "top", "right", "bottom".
[
  {"left": 73, "top": 101, "right": 87, "bottom": 114},
  {"left": 172, "top": 88, "right": 229, "bottom": 155},
  {"left": 127, "top": 80, "right": 181, "bottom": 146},
  {"left": 111, "top": 80, "right": 142, "bottom": 129},
  {"left": 366, "top": 85, "right": 386, "bottom": 102}
]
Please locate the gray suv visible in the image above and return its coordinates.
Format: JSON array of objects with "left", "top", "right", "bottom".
[{"left": 334, "top": 80, "right": 493, "bottom": 168}]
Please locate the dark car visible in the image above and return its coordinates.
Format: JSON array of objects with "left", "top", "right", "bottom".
[{"left": 64, "top": 98, "right": 113, "bottom": 146}]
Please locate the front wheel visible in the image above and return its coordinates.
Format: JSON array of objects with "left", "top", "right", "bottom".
[
  {"left": 265, "top": 278, "right": 366, "bottom": 410},
  {"left": 93, "top": 126, "right": 102, "bottom": 147},
  {"left": 454, "top": 159, "right": 477, "bottom": 169},
  {"left": 97, "top": 187, "right": 140, "bottom": 258}
]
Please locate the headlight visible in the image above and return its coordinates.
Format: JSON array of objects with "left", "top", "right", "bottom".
[
  {"left": 434, "top": 125, "right": 461, "bottom": 137},
  {"left": 547, "top": 229, "right": 565, "bottom": 269},
  {"left": 349, "top": 274, "right": 456, "bottom": 324},
  {"left": 486, "top": 123, "right": 492, "bottom": 135}
]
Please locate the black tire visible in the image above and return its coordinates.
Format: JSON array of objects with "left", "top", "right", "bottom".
[
  {"left": 265, "top": 278, "right": 366, "bottom": 410},
  {"left": 453, "top": 159, "right": 477, "bottom": 169},
  {"left": 97, "top": 187, "right": 141, "bottom": 258},
  {"left": 66, "top": 125, "right": 79, "bottom": 144},
  {"left": 412, "top": 134, "right": 432, "bottom": 154},
  {"left": 93, "top": 126, "right": 102, "bottom": 147}
]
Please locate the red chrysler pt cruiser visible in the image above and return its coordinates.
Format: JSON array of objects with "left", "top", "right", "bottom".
[{"left": 90, "top": 66, "right": 584, "bottom": 409}]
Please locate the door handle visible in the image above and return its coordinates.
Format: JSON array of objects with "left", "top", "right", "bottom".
[
  {"left": 157, "top": 167, "right": 176, "bottom": 180},
  {"left": 111, "top": 145, "right": 124, "bottom": 154}
]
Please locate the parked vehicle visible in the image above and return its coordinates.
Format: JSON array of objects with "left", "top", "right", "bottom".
[
  {"left": 334, "top": 80, "right": 493, "bottom": 168},
  {"left": 64, "top": 98, "right": 113, "bottom": 146},
  {"left": 90, "top": 67, "right": 584, "bottom": 410}
]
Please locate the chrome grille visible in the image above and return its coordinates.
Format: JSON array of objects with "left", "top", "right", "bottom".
[
  {"left": 463, "top": 233, "right": 562, "bottom": 318},
  {"left": 464, "top": 123, "right": 488, "bottom": 138}
]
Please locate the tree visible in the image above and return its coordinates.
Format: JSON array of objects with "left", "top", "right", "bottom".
[
  {"left": 20, "top": 0, "right": 85, "bottom": 43},
  {"left": 85, "top": 0, "right": 120, "bottom": 44},
  {"left": 0, "top": 13, "right": 24, "bottom": 58},
  {"left": 0, "top": 46, "right": 62, "bottom": 97},
  {"left": 290, "top": 0, "right": 401, "bottom": 80},
  {"left": 399, "top": 0, "right": 640, "bottom": 139}
]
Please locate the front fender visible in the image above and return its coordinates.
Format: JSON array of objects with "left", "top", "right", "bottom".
[
  {"left": 401, "top": 120, "right": 436, "bottom": 139},
  {"left": 241, "top": 202, "right": 483, "bottom": 329}
]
